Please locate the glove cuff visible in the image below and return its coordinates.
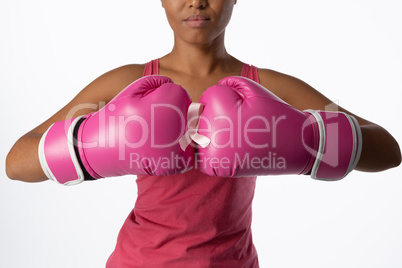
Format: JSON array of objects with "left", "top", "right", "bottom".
[
  {"left": 304, "top": 110, "right": 362, "bottom": 181},
  {"left": 38, "top": 116, "right": 86, "bottom": 185}
]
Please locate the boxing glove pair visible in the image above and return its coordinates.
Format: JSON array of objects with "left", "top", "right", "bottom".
[{"left": 38, "top": 75, "right": 362, "bottom": 185}]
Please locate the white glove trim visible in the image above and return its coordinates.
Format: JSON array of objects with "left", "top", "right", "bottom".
[
  {"left": 304, "top": 110, "right": 326, "bottom": 180},
  {"left": 345, "top": 114, "right": 363, "bottom": 175}
]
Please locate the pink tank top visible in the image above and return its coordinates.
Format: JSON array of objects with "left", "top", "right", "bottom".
[{"left": 106, "top": 59, "right": 260, "bottom": 268}]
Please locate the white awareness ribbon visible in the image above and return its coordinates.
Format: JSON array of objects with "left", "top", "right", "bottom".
[{"left": 179, "top": 102, "right": 211, "bottom": 151}]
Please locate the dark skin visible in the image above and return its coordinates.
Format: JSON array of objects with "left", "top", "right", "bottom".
[{"left": 6, "top": 0, "right": 401, "bottom": 182}]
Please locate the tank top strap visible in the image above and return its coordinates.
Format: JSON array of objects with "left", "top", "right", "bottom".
[
  {"left": 241, "top": 64, "right": 260, "bottom": 84},
  {"left": 142, "top": 59, "right": 159, "bottom": 76}
]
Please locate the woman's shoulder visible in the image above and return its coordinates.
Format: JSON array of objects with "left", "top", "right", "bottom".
[
  {"left": 105, "top": 63, "right": 146, "bottom": 82},
  {"left": 93, "top": 63, "right": 146, "bottom": 85},
  {"left": 84, "top": 63, "right": 146, "bottom": 102},
  {"left": 257, "top": 68, "right": 308, "bottom": 96},
  {"left": 256, "top": 67, "right": 330, "bottom": 110}
]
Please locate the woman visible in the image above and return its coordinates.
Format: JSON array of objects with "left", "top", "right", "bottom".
[{"left": 6, "top": 0, "right": 401, "bottom": 267}]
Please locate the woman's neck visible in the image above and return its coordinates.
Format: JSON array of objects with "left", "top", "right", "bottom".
[{"left": 161, "top": 33, "right": 237, "bottom": 77}]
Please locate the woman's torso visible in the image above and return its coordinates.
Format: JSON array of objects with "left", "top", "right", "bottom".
[{"left": 106, "top": 59, "right": 260, "bottom": 268}]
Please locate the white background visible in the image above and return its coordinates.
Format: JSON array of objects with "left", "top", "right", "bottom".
[{"left": 1, "top": 0, "right": 402, "bottom": 267}]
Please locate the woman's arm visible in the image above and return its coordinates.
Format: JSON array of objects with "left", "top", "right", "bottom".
[
  {"left": 6, "top": 64, "right": 144, "bottom": 182},
  {"left": 258, "top": 68, "right": 401, "bottom": 172}
]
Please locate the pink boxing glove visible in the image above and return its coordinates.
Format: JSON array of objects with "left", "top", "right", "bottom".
[
  {"left": 38, "top": 75, "right": 194, "bottom": 185},
  {"left": 196, "top": 76, "right": 362, "bottom": 180}
]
